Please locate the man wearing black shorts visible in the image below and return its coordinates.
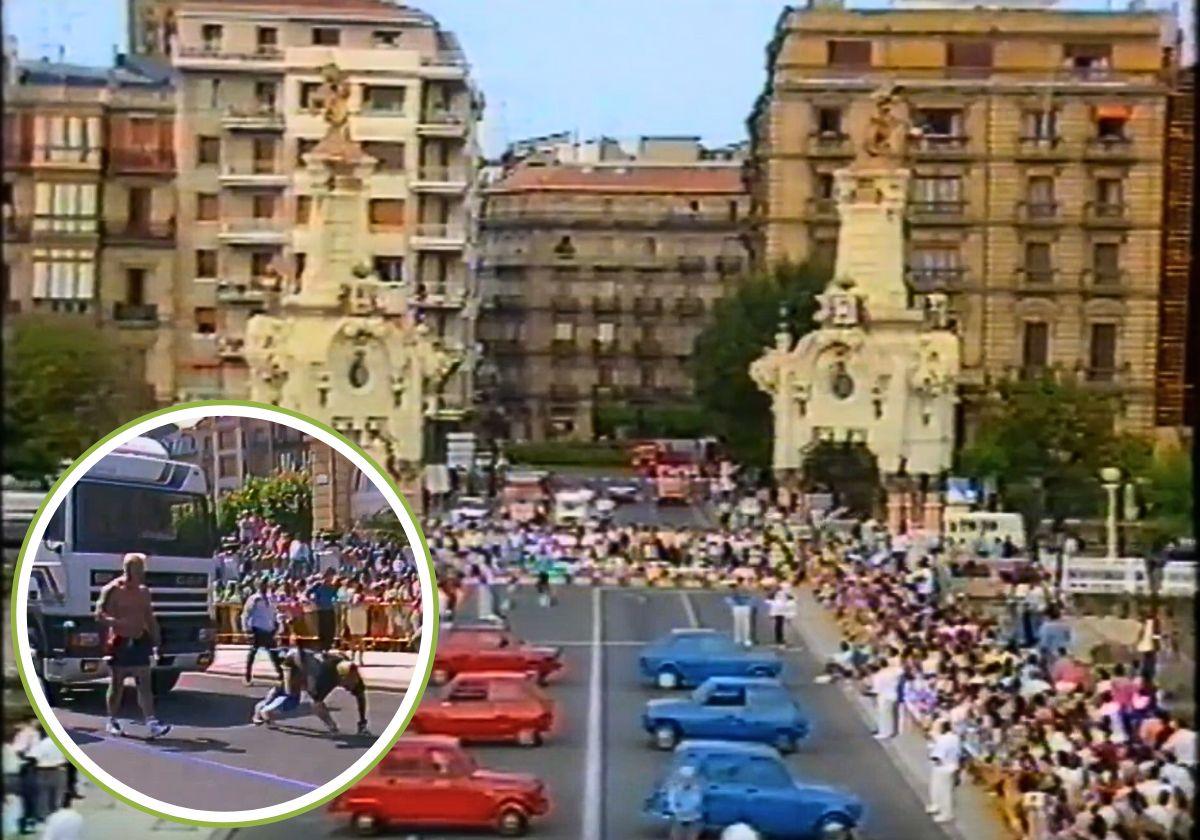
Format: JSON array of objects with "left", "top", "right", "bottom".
[
  {"left": 95, "top": 553, "right": 171, "bottom": 739},
  {"left": 251, "top": 647, "right": 369, "bottom": 736}
]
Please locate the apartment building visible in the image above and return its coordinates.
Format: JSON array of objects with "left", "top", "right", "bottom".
[
  {"left": 2, "top": 53, "right": 178, "bottom": 401},
  {"left": 131, "top": 0, "right": 482, "bottom": 412},
  {"left": 747, "top": 2, "right": 1178, "bottom": 435},
  {"left": 477, "top": 136, "right": 748, "bottom": 441},
  {"left": 165, "top": 414, "right": 308, "bottom": 499}
]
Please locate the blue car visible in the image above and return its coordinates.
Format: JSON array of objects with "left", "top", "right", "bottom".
[
  {"left": 644, "top": 740, "right": 863, "bottom": 839},
  {"left": 643, "top": 676, "right": 810, "bottom": 752},
  {"left": 638, "top": 629, "right": 782, "bottom": 689}
]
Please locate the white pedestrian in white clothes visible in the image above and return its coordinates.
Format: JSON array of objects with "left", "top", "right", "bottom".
[
  {"left": 927, "top": 721, "right": 962, "bottom": 823},
  {"left": 40, "top": 802, "right": 84, "bottom": 840},
  {"left": 872, "top": 660, "right": 902, "bottom": 739}
]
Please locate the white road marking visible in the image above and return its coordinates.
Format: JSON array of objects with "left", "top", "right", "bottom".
[
  {"left": 680, "top": 591, "right": 700, "bottom": 628},
  {"left": 582, "top": 585, "right": 604, "bottom": 840}
]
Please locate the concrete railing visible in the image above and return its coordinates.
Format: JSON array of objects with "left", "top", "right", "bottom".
[{"left": 1061, "top": 556, "right": 1196, "bottom": 597}]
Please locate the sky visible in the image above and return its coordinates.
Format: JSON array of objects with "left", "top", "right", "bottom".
[{"left": 4, "top": 1, "right": 1194, "bottom": 156}]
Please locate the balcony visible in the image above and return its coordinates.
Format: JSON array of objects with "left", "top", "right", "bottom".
[
  {"left": 549, "top": 384, "right": 580, "bottom": 401},
  {"left": 592, "top": 340, "right": 618, "bottom": 357},
  {"left": 492, "top": 294, "right": 526, "bottom": 312},
  {"left": 218, "top": 219, "right": 288, "bottom": 245},
  {"left": 1084, "top": 136, "right": 1135, "bottom": 162},
  {"left": 176, "top": 45, "right": 285, "bottom": 70},
  {"left": 1014, "top": 201, "right": 1061, "bottom": 226},
  {"left": 412, "top": 166, "right": 469, "bottom": 193},
  {"left": 675, "top": 297, "right": 705, "bottom": 317},
  {"left": 3, "top": 216, "right": 31, "bottom": 242},
  {"left": 550, "top": 339, "right": 579, "bottom": 357},
  {"left": 634, "top": 338, "right": 665, "bottom": 357},
  {"left": 221, "top": 104, "right": 285, "bottom": 132},
  {"left": 1082, "top": 269, "right": 1128, "bottom": 295},
  {"left": 217, "top": 336, "right": 246, "bottom": 360},
  {"left": 677, "top": 255, "right": 706, "bottom": 274},
  {"left": 219, "top": 162, "right": 289, "bottom": 188},
  {"left": 715, "top": 255, "right": 745, "bottom": 275},
  {"left": 808, "top": 132, "right": 852, "bottom": 158},
  {"left": 633, "top": 297, "right": 664, "bottom": 316},
  {"left": 551, "top": 296, "right": 582, "bottom": 313},
  {"left": 593, "top": 296, "right": 621, "bottom": 314},
  {"left": 418, "top": 52, "right": 469, "bottom": 80},
  {"left": 417, "top": 108, "right": 470, "bottom": 138},
  {"left": 111, "top": 302, "right": 159, "bottom": 326},
  {"left": 109, "top": 147, "right": 175, "bottom": 175},
  {"left": 104, "top": 220, "right": 176, "bottom": 245},
  {"left": 1083, "top": 201, "right": 1130, "bottom": 228},
  {"left": 807, "top": 197, "right": 839, "bottom": 222},
  {"left": 906, "top": 267, "right": 967, "bottom": 292},
  {"left": 911, "top": 134, "right": 971, "bottom": 159},
  {"left": 31, "top": 215, "right": 100, "bottom": 238},
  {"left": 216, "top": 281, "right": 269, "bottom": 305},
  {"left": 410, "top": 222, "right": 467, "bottom": 249},
  {"left": 31, "top": 144, "right": 102, "bottom": 170},
  {"left": 1014, "top": 136, "right": 1068, "bottom": 161},
  {"left": 907, "top": 200, "right": 968, "bottom": 225},
  {"left": 1015, "top": 268, "right": 1061, "bottom": 292}
]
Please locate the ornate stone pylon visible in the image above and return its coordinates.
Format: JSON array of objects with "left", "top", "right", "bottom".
[{"left": 244, "top": 64, "right": 459, "bottom": 510}]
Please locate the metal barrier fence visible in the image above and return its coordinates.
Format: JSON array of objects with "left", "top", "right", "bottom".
[{"left": 214, "top": 601, "right": 419, "bottom": 651}]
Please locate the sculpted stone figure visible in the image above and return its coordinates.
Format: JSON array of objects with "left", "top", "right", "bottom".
[
  {"left": 316, "top": 63, "right": 352, "bottom": 138},
  {"left": 860, "top": 85, "right": 910, "bottom": 165}
]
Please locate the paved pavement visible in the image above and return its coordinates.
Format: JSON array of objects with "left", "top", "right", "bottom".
[
  {"left": 231, "top": 584, "right": 966, "bottom": 840},
  {"left": 48, "top": 669, "right": 402, "bottom": 812}
]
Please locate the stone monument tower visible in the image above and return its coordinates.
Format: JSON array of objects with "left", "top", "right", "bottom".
[
  {"left": 751, "top": 85, "right": 961, "bottom": 531},
  {"left": 245, "top": 64, "right": 459, "bottom": 510}
]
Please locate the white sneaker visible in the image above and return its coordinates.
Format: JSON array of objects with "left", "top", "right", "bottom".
[
  {"left": 106, "top": 719, "right": 124, "bottom": 737},
  {"left": 925, "top": 806, "right": 939, "bottom": 814},
  {"left": 146, "top": 720, "right": 172, "bottom": 740},
  {"left": 815, "top": 675, "right": 833, "bottom": 684}
]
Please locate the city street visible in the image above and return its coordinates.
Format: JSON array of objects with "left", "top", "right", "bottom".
[
  {"left": 50, "top": 670, "right": 401, "bottom": 811},
  {"left": 234, "top": 584, "right": 946, "bottom": 840}
]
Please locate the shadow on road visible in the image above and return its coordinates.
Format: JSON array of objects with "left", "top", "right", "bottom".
[
  {"left": 57, "top": 687, "right": 262, "bottom": 729},
  {"left": 69, "top": 725, "right": 247, "bottom": 756}
]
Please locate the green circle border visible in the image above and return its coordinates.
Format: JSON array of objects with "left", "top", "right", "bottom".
[{"left": 9, "top": 400, "right": 439, "bottom": 829}]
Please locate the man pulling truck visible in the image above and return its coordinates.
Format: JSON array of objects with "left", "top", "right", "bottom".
[{"left": 252, "top": 647, "right": 370, "bottom": 736}]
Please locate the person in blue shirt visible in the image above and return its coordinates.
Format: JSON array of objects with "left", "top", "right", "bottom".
[
  {"left": 1036, "top": 606, "right": 1071, "bottom": 666},
  {"left": 665, "top": 764, "right": 704, "bottom": 840},
  {"left": 307, "top": 568, "right": 339, "bottom": 651},
  {"left": 726, "top": 588, "right": 755, "bottom": 648}
]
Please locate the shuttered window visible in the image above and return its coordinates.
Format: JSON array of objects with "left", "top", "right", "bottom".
[
  {"left": 948, "top": 41, "right": 993, "bottom": 68},
  {"left": 1022, "top": 322, "right": 1049, "bottom": 369},
  {"left": 827, "top": 40, "right": 871, "bottom": 67},
  {"left": 1089, "top": 323, "right": 1117, "bottom": 374},
  {"left": 369, "top": 199, "right": 406, "bottom": 228}
]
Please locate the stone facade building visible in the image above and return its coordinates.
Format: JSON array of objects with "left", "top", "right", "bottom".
[
  {"left": 165, "top": 415, "right": 308, "bottom": 500},
  {"left": 128, "top": 0, "right": 482, "bottom": 416},
  {"left": 746, "top": 2, "right": 1179, "bottom": 436},
  {"left": 2, "top": 54, "right": 178, "bottom": 401},
  {"left": 477, "top": 137, "right": 748, "bottom": 441}
]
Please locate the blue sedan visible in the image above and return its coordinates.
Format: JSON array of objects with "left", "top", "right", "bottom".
[
  {"left": 644, "top": 740, "right": 863, "bottom": 839},
  {"left": 638, "top": 629, "right": 782, "bottom": 689},
  {"left": 643, "top": 676, "right": 810, "bottom": 752}
]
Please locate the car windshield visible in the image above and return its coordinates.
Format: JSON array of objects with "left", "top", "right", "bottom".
[{"left": 73, "top": 481, "right": 216, "bottom": 557}]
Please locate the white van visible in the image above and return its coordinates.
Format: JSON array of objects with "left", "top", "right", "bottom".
[{"left": 943, "top": 511, "right": 1026, "bottom": 555}]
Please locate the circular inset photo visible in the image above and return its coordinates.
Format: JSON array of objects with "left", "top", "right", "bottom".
[{"left": 10, "top": 402, "right": 436, "bottom": 826}]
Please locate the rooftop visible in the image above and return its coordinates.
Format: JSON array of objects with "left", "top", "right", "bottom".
[
  {"left": 12, "top": 55, "right": 173, "bottom": 89},
  {"left": 489, "top": 163, "right": 745, "bottom": 196}
]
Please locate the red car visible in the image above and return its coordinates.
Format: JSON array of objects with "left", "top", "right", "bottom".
[
  {"left": 410, "top": 672, "right": 556, "bottom": 746},
  {"left": 432, "top": 627, "right": 563, "bottom": 685},
  {"left": 329, "top": 735, "right": 549, "bottom": 837}
]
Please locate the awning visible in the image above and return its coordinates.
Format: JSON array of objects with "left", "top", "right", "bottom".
[{"left": 1095, "top": 105, "right": 1132, "bottom": 120}]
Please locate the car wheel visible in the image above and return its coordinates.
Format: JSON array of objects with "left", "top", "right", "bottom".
[
  {"left": 496, "top": 805, "right": 529, "bottom": 837},
  {"left": 516, "top": 728, "right": 542, "bottom": 747},
  {"left": 774, "top": 731, "right": 797, "bottom": 753},
  {"left": 351, "top": 812, "right": 380, "bottom": 837},
  {"left": 817, "top": 814, "right": 856, "bottom": 839},
  {"left": 656, "top": 668, "right": 680, "bottom": 690},
  {"left": 654, "top": 723, "right": 680, "bottom": 750}
]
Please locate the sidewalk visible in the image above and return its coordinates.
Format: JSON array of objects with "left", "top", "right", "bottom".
[
  {"left": 793, "top": 586, "right": 1012, "bottom": 840},
  {"left": 68, "top": 777, "right": 220, "bottom": 838},
  {"left": 206, "top": 646, "right": 417, "bottom": 693}
]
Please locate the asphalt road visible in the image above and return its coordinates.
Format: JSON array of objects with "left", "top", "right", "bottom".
[
  {"left": 235, "top": 584, "right": 945, "bottom": 839},
  {"left": 49, "top": 669, "right": 402, "bottom": 812}
]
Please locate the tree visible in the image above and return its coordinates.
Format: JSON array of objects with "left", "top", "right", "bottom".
[
  {"left": 956, "top": 374, "right": 1152, "bottom": 543},
  {"left": 1140, "top": 445, "right": 1193, "bottom": 546},
  {"left": 691, "top": 261, "right": 827, "bottom": 466},
  {"left": 217, "top": 471, "right": 314, "bottom": 540},
  {"left": 3, "top": 316, "right": 156, "bottom": 479}
]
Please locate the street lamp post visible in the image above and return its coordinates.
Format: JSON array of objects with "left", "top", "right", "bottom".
[{"left": 1100, "top": 467, "right": 1122, "bottom": 560}]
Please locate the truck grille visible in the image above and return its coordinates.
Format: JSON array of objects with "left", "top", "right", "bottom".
[{"left": 90, "top": 570, "right": 210, "bottom": 617}]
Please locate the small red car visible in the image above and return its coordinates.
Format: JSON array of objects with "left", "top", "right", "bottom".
[
  {"left": 410, "top": 672, "right": 556, "bottom": 746},
  {"left": 329, "top": 735, "right": 549, "bottom": 837},
  {"left": 432, "top": 627, "right": 563, "bottom": 685}
]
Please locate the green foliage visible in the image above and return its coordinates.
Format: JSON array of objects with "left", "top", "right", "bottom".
[
  {"left": 1141, "top": 445, "right": 1194, "bottom": 544},
  {"left": 504, "top": 441, "right": 627, "bottom": 467},
  {"left": 594, "top": 403, "right": 709, "bottom": 439},
  {"left": 217, "top": 470, "right": 313, "bottom": 540},
  {"left": 801, "top": 441, "right": 881, "bottom": 516},
  {"left": 3, "top": 316, "right": 156, "bottom": 479},
  {"left": 691, "top": 261, "right": 827, "bottom": 466}
]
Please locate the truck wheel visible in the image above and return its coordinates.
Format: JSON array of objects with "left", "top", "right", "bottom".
[
  {"left": 496, "top": 805, "right": 529, "bottom": 837},
  {"left": 654, "top": 723, "right": 680, "bottom": 750},
  {"left": 351, "top": 812, "right": 380, "bottom": 836},
  {"left": 656, "top": 668, "right": 680, "bottom": 690},
  {"left": 151, "top": 671, "right": 181, "bottom": 696}
]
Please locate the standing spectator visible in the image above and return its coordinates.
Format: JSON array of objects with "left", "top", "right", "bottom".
[
  {"left": 871, "top": 654, "right": 903, "bottom": 740},
  {"left": 926, "top": 717, "right": 961, "bottom": 823},
  {"left": 1036, "top": 606, "right": 1071, "bottom": 665},
  {"left": 39, "top": 792, "right": 83, "bottom": 840},
  {"left": 308, "top": 568, "right": 339, "bottom": 651},
  {"left": 241, "top": 579, "right": 284, "bottom": 685},
  {"left": 726, "top": 587, "right": 754, "bottom": 648},
  {"left": 27, "top": 728, "right": 68, "bottom": 825},
  {"left": 766, "top": 586, "right": 797, "bottom": 647}
]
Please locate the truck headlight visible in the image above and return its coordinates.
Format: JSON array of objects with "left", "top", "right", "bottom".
[{"left": 68, "top": 632, "right": 101, "bottom": 649}]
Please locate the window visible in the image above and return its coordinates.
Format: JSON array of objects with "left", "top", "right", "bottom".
[
  {"left": 296, "top": 138, "right": 319, "bottom": 165},
  {"left": 1064, "top": 43, "right": 1112, "bottom": 71},
  {"left": 1089, "top": 323, "right": 1117, "bottom": 379},
  {"left": 196, "top": 250, "right": 217, "bottom": 278},
  {"left": 815, "top": 172, "right": 835, "bottom": 200},
  {"left": 250, "top": 252, "right": 274, "bottom": 278},
  {"left": 30, "top": 248, "right": 95, "bottom": 301},
  {"left": 912, "top": 176, "right": 963, "bottom": 211},
  {"left": 252, "top": 137, "right": 277, "bottom": 172},
  {"left": 642, "top": 237, "right": 657, "bottom": 257},
  {"left": 910, "top": 247, "right": 961, "bottom": 283},
  {"left": 209, "top": 79, "right": 221, "bottom": 109},
  {"left": 363, "top": 86, "right": 406, "bottom": 113},
  {"left": 1024, "top": 242, "right": 1053, "bottom": 281},
  {"left": 201, "top": 24, "right": 223, "bottom": 51},
  {"left": 915, "top": 108, "right": 964, "bottom": 138},
  {"left": 827, "top": 39, "right": 871, "bottom": 67},
  {"left": 947, "top": 41, "right": 993, "bottom": 70},
  {"left": 703, "top": 685, "right": 747, "bottom": 707},
  {"left": 1093, "top": 242, "right": 1120, "bottom": 282},
  {"left": 196, "top": 193, "right": 218, "bottom": 221},
  {"left": 125, "top": 268, "right": 146, "bottom": 305},
  {"left": 252, "top": 194, "right": 276, "bottom": 219},
  {"left": 816, "top": 106, "right": 842, "bottom": 135},
  {"left": 374, "top": 256, "right": 405, "bottom": 283},
  {"left": 373, "top": 30, "right": 402, "bottom": 47},
  {"left": 1021, "top": 110, "right": 1058, "bottom": 141},
  {"left": 368, "top": 199, "right": 406, "bottom": 228},
  {"left": 127, "top": 187, "right": 151, "bottom": 228},
  {"left": 73, "top": 481, "right": 214, "bottom": 557},
  {"left": 639, "top": 365, "right": 657, "bottom": 388},
  {"left": 597, "top": 322, "right": 616, "bottom": 344},
  {"left": 1026, "top": 176, "right": 1056, "bottom": 216},
  {"left": 295, "top": 195, "right": 312, "bottom": 224},
  {"left": 299, "top": 82, "right": 322, "bottom": 110},
  {"left": 555, "top": 235, "right": 576, "bottom": 257},
  {"left": 194, "top": 306, "right": 217, "bottom": 334},
  {"left": 1022, "top": 321, "right": 1049, "bottom": 371},
  {"left": 1095, "top": 106, "right": 1130, "bottom": 140},
  {"left": 295, "top": 253, "right": 307, "bottom": 280},
  {"left": 1095, "top": 178, "right": 1124, "bottom": 209},
  {"left": 254, "top": 81, "right": 277, "bottom": 109},
  {"left": 810, "top": 239, "right": 836, "bottom": 270},
  {"left": 256, "top": 27, "right": 278, "bottom": 51},
  {"left": 218, "top": 455, "right": 238, "bottom": 478},
  {"left": 554, "top": 322, "right": 574, "bottom": 341},
  {"left": 361, "top": 141, "right": 406, "bottom": 171},
  {"left": 311, "top": 27, "right": 341, "bottom": 46},
  {"left": 197, "top": 136, "right": 220, "bottom": 166},
  {"left": 34, "top": 182, "right": 99, "bottom": 232}
]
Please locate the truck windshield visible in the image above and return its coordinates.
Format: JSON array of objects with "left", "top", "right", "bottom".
[{"left": 73, "top": 481, "right": 216, "bottom": 557}]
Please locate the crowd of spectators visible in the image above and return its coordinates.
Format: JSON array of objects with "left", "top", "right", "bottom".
[{"left": 3, "top": 719, "right": 79, "bottom": 836}]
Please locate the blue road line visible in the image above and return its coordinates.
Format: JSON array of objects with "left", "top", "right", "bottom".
[{"left": 75, "top": 730, "right": 320, "bottom": 793}]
